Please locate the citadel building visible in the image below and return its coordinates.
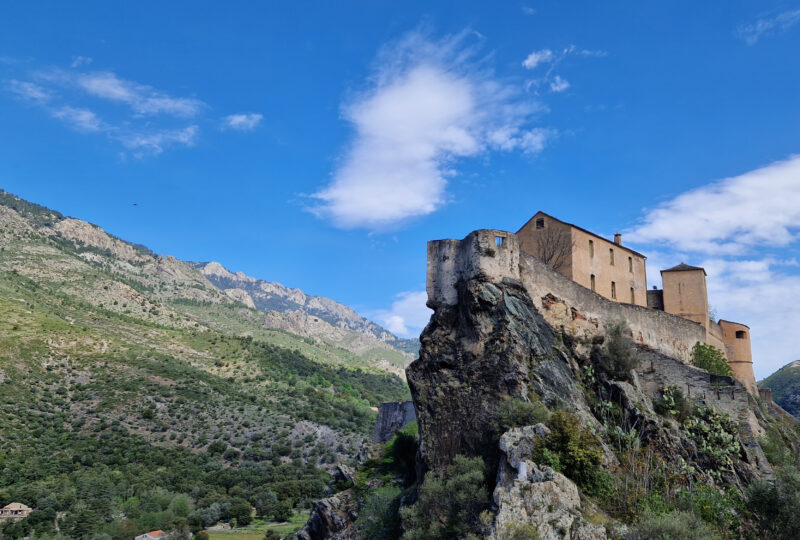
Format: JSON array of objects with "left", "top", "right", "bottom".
[{"left": 440, "top": 212, "right": 757, "bottom": 394}]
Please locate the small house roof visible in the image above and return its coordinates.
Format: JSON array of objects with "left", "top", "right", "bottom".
[
  {"left": 1, "top": 503, "right": 31, "bottom": 511},
  {"left": 519, "top": 211, "right": 647, "bottom": 259},
  {"left": 661, "top": 262, "right": 706, "bottom": 275}
]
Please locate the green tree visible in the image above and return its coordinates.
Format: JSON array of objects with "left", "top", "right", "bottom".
[
  {"left": 272, "top": 499, "right": 293, "bottom": 522},
  {"left": 400, "top": 455, "right": 488, "bottom": 539},
  {"left": 691, "top": 342, "right": 732, "bottom": 377}
]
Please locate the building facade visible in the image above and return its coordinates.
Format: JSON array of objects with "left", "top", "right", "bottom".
[
  {"left": 516, "top": 212, "right": 757, "bottom": 394},
  {"left": 517, "top": 211, "right": 648, "bottom": 307}
]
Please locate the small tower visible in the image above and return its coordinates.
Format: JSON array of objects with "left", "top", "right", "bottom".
[
  {"left": 661, "top": 263, "right": 710, "bottom": 332},
  {"left": 718, "top": 320, "right": 757, "bottom": 394}
]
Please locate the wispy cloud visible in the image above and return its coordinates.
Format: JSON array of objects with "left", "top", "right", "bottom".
[
  {"left": 522, "top": 49, "right": 553, "bottom": 70},
  {"left": 312, "top": 29, "right": 552, "bottom": 229},
  {"left": 521, "top": 6, "right": 536, "bottom": 16},
  {"left": 71, "top": 56, "right": 92, "bottom": 68},
  {"left": 549, "top": 75, "right": 570, "bottom": 93},
  {"left": 737, "top": 8, "right": 800, "bottom": 45},
  {"left": 7, "top": 79, "right": 51, "bottom": 103},
  {"left": 2, "top": 60, "right": 244, "bottom": 158},
  {"left": 118, "top": 125, "right": 200, "bottom": 157},
  {"left": 629, "top": 155, "right": 800, "bottom": 377},
  {"left": 67, "top": 71, "right": 205, "bottom": 117},
  {"left": 372, "top": 290, "right": 431, "bottom": 337},
  {"left": 51, "top": 106, "right": 103, "bottom": 132},
  {"left": 221, "top": 113, "right": 263, "bottom": 131}
]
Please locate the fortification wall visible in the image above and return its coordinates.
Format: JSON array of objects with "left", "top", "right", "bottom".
[{"left": 427, "top": 229, "right": 706, "bottom": 364}]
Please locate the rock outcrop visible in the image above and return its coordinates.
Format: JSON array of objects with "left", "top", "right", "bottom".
[
  {"left": 373, "top": 401, "right": 417, "bottom": 443},
  {"left": 295, "top": 489, "right": 360, "bottom": 540},
  {"left": 490, "top": 426, "right": 607, "bottom": 540}
]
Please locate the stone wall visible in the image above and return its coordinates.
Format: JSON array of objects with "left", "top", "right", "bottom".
[{"left": 428, "top": 229, "right": 707, "bottom": 364}]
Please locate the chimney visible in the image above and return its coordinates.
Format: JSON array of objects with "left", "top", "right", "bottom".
[{"left": 614, "top": 232, "right": 622, "bottom": 245}]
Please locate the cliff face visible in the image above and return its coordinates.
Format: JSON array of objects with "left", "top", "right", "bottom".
[{"left": 404, "top": 229, "right": 783, "bottom": 537}]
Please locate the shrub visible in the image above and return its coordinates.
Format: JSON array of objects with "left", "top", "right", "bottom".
[
  {"left": 599, "top": 322, "right": 637, "bottom": 380},
  {"left": 492, "top": 397, "right": 550, "bottom": 437},
  {"left": 535, "top": 410, "right": 611, "bottom": 496},
  {"left": 675, "top": 485, "right": 744, "bottom": 537},
  {"left": 683, "top": 407, "right": 739, "bottom": 471},
  {"left": 400, "top": 455, "right": 489, "bottom": 539},
  {"left": 691, "top": 342, "right": 732, "bottom": 377},
  {"left": 630, "top": 510, "right": 721, "bottom": 540},
  {"left": 496, "top": 522, "right": 541, "bottom": 539},
  {"left": 653, "top": 386, "right": 694, "bottom": 423},
  {"left": 746, "top": 465, "right": 800, "bottom": 539},
  {"left": 382, "top": 422, "right": 419, "bottom": 486},
  {"left": 355, "top": 486, "right": 402, "bottom": 538},
  {"left": 272, "top": 499, "right": 293, "bottom": 522}
]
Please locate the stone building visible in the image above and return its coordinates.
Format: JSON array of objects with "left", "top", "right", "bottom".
[
  {"left": 648, "top": 262, "right": 756, "bottom": 394},
  {"left": 517, "top": 211, "right": 648, "bottom": 307},
  {"left": 0, "top": 503, "right": 32, "bottom": 522},
  {"left": 499, "top": 212, "right": 757, "bottom": 394}
]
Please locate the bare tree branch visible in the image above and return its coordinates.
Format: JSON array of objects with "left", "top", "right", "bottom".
[{"left": 535, "top": 226, "right": 573, "bottom": 272}]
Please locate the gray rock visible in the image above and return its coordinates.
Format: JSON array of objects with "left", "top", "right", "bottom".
[
  {"left": 295, "top": 489, "right": 360, "bottom": 540},
  {"left": 373, "top": 401, "right": 417, "bottom": 443}
]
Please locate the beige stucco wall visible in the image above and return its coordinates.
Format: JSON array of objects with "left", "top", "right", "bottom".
[
  {"left": 718, "top": 320, "right": 757, "bottom": 394},
  {"left": 516, "top": 214, "right": 573, "bottom": 280},
  {"left": 662, "top": 269, "right": 709, "bottom": 330},
  {"left": 517, "top": 212, "right": 647, "bottom": 307},
  {"left": 568, "top": 228, "right": 647, "bottom": 306}
]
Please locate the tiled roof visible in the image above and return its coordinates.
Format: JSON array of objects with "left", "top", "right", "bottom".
[{"left": 661, "top": 262, "right": 706, "bottom": 274}]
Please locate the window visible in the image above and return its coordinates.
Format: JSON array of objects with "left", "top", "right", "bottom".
[
  {"left": 628, "top": 257, "right": 633, "bottom": 272},
  {"left": 630, "top": 287, "right": 635, "bottom": 303},
  {"left": 535, "top": 218, "right": 545, "bottom": 229},
  {"left": 736, "top": 330, "right": 747, "bottom": 339},
  {"left": 495, "top": 236, "right": 504, "bottom": 246},
  {"left": 611, "top": 281, "right": 617, "bottom": 299},
  {"left": 609, "top": 249, "right": 615, "bottom": 265},
  {"left": 590, "top": 274, "right": 596, "bottom": 292},
  {"left": 589, "top": 239, "right": 594, "bottom": 258}
]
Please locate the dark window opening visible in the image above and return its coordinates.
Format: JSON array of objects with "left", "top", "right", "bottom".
[
  {"left": 628, "top": 257, "right": 633, "bottom": 272},
  {"left": 535, "top": 218, "right": 545, "bottom": 229},
  {"left": 736, "top": 330, "right": 746, "bottom": 339},
  {"left": 630, "top": 287, "right": 635, "bottom": 303},
  {"left": 611, "top": 281, "right": 617, "bottom": 299},
  {"left": 590, "top": 274, "right": 596, "bottom": 292},
  {"left": 589, "top": 240, "right": 594, "bottom": 257},
  {"left": 609, "top": 249, "right": 615, "bottom": 265}
]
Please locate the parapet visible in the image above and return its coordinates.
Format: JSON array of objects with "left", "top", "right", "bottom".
[{"left": 427, "top": 229, "right": 520, "bottom": 309}]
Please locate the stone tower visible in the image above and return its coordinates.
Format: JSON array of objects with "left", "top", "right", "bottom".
[{"left": 661, "top": 263, "right": 710, "bottom": 331}]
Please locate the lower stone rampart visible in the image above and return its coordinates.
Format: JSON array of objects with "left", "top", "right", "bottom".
[{"left": 428, "top": 229, "right": 707, "bottom": 365}]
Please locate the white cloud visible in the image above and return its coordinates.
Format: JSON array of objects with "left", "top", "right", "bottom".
[
  {"left": 221, "top": 113, "right": 263, "bottom": 131},
  {"left": 629, "top": 156, "right": 800, "bottom": 378},
  {"left": 313, "top": 30, "right": 551, "bottom": 229},
  {"left": 51, "top": 106, "right": 103, "bottom": 132},
  {"left": 522, "top": 49, "right": 553, "bottom": 70},
  {"left": 628, "top": 155, "right": 800, "bottom": 254},
  {"left": 71, "top": 56, "right": 93, "bottom": 68},
  {"left": 521, "top": 6, "right": 536, "bottom": 16},
  {"left": 738, "top": 8, "right": 800, "bottom": 45},
  {"left": 549, "top": 75, "right": 570, "bottom": 93},
  {"left": 7, "top": 79, "right": 51, "bottom": 103},
  {"left": 372, "top": 291, "right": 432, "bottom": 337},
  {"left": 118, "top": 125, "right": 199, "bottom": 157},
  {"left": 73, "top": 71, "right": 205, "bottom": 117}
]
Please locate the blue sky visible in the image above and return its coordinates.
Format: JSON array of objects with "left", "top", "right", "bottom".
[{"left": 2, "top": 2, "right": 800, "bottom": 377}]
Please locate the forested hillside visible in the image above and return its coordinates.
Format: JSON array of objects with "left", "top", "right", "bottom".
[{"left": 0, "top": 191, "right": 410, "bottom": 539}]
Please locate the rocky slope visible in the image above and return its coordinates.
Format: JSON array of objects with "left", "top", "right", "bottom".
[
  {"left": 191, "top": 261, "right": 419, "bottom": 354},
  {"left": 760, "top": 360, "right": 800, "bottom": 417}
]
